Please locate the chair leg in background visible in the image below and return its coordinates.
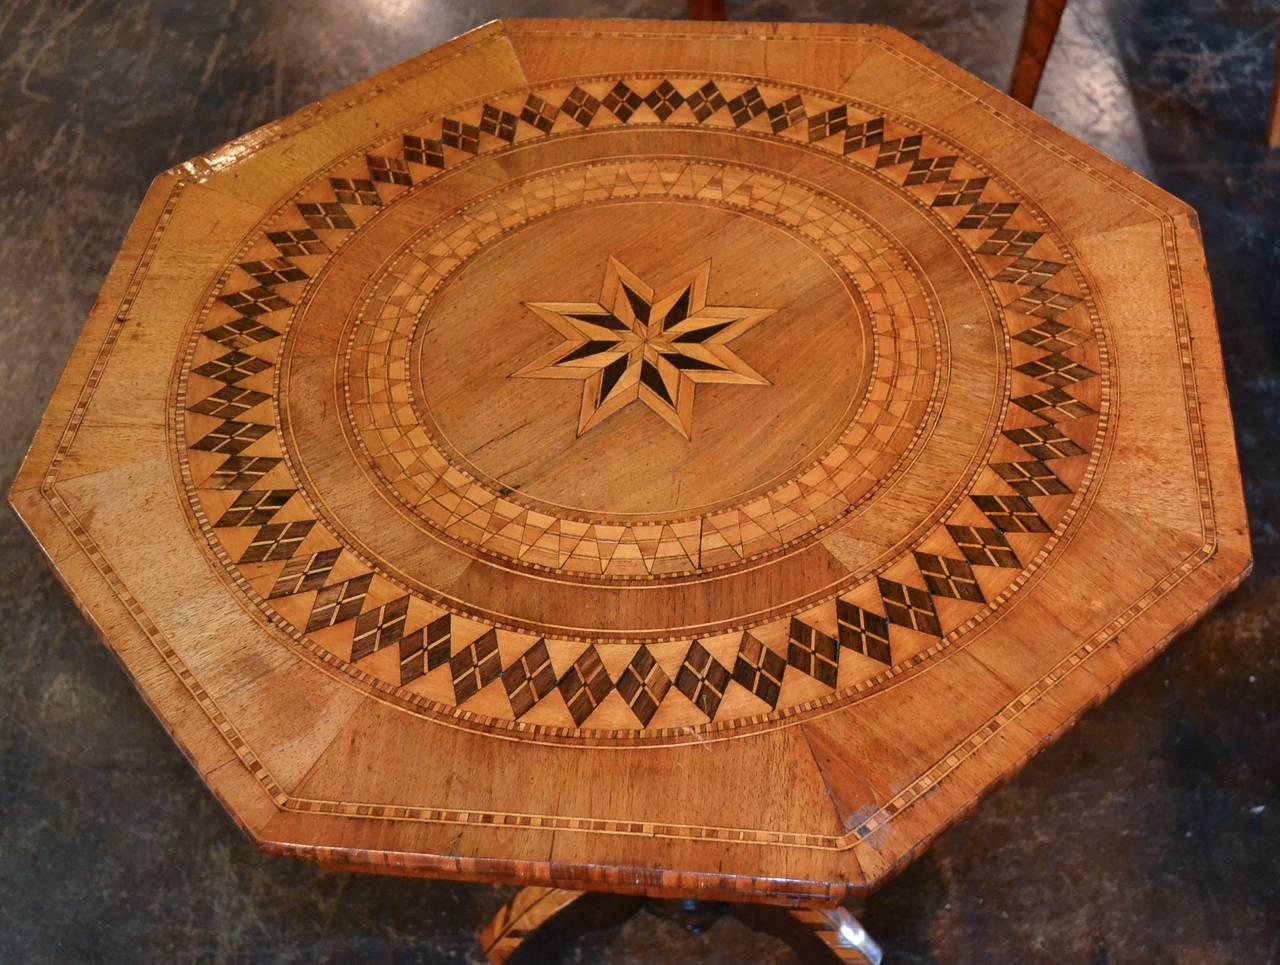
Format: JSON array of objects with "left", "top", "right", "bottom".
[
  {"left": 688, "top": 0, "right": 727, "bottom": 21},
  {"left": 1010, "top": 0, "right": 1068, "bottom": 106},
  {"left": 1268, "top": 32, "right": 1280, "bottom": 147}
]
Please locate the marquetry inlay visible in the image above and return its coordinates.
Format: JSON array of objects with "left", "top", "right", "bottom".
[
  {"left": 13, "top": 20, "right": 1246, "bottom": 905},
  {"left": 173, "top": 70, "right": 1107, "bottom": 737},
  {"left": 513, "top": 256, "right": 774, "bottom": 438}
]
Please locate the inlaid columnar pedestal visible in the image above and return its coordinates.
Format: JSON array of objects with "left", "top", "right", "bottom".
[{"left": 10, "top": 19, "right": 1249, "bottom": 963}]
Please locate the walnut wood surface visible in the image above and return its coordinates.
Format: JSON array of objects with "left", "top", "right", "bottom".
[{"left": 10, "top": 19, "right": 1250, "bottom": 906}]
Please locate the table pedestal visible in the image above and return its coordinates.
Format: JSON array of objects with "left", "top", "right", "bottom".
[{"left": 478, "top": 887, "right": 883, "bottom": 964}]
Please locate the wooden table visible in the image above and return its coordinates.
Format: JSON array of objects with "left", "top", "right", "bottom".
[{"left": 11, "top": 19, "right": 1250, "bottom": 963}]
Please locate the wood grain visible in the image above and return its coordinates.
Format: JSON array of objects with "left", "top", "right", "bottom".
[{"left": 10, "top": 19, "right": 1250, "bottom": 906}]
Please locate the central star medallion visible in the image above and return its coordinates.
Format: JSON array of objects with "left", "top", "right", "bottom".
[{"left": 513, "top": 257, "right": 775, "bottom": 438}]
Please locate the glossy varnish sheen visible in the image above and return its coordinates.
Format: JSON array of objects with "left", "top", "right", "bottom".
[{"left": 10, "top": 19, "right": 1249, "bottom": 906}]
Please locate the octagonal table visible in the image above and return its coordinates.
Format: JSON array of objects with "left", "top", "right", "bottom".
[{"left": 10, "top": 18, "right": 1250, "bottom": 963}]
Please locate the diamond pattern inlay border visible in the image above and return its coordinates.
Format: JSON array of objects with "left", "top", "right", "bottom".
[{"left": 174, "top": 72, "right": 1107, "bottom": 737}]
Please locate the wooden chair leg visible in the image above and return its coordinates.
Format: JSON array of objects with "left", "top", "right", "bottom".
[
  {"left": 1010, "top": 0, "right": 1068, "bottom": 106},
  {"left": 1268, "top": 32, "right": 1280, "bottom": 147},
  {"left": 478, "top": 887, "right": 586, "bottom": 964},
  {"left": 687, "top": 0, "right": 726, "bottom": 21}
]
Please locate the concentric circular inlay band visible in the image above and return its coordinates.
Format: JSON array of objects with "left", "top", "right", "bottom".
[
  {"left": 335, "top": 156, "right": 942, "bottom": 579},
  {"left": 175, "top": 73, "right": 1107, "bottom": 743}
]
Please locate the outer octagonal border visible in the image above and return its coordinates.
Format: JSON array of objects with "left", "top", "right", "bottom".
[{"left": 24, "top": 31, "right": 1227, "bottom": 858}]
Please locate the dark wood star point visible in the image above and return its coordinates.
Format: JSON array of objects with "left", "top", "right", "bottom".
[{"left": 515, "top": 256, "right": 773, "bottom": 438}]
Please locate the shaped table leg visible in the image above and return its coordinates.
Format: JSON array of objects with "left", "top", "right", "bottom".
[
  {"left": 479, "top": 889, "right": 883, "bottom": 964},
  {"left": 478, "top": 887, "right": 586, "bottom": 964},
  {"left": 790, "top": 907, "right": 884, "bottom": 964},
  {"left": 730, "top": 901, "right": 884, "bottom": 964}
]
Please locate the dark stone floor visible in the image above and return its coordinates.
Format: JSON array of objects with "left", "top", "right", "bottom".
[{"left": 1, "top": 1, "right": 1277, "bottom": 962}]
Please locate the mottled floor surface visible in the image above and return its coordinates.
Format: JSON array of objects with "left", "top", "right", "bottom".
[{"left": 1, "top": 1, "right": 1277, "bottom": 962}]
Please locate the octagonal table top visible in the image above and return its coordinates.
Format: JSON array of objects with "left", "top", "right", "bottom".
[{"left": 10, "top": 19, "right": 1250, "bottom": 905}]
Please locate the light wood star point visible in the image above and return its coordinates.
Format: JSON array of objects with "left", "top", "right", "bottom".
[{"left": 514, "top": 257, "right": 775, "bottom": 438}]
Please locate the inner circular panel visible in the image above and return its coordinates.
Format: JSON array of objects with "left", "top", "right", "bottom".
[
  {"left": 413, "top": 199, "right": 868, "bottom": 519},
  {"left": 279, "top": 130, "right": 1000, "bottom": 639},
  {"left": 342, "top": 150, "right": 941, "bottom": 583},
  {"left": 282, "top": 152, "right": 988, "bottom": 632}
]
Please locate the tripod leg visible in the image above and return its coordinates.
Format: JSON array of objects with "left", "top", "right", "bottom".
[
  {"left": 477, "top": 886, "right": 644, "bottom": 964},
  {"left": 478, "top": 887, "right": 585, "bottom": 964},
  {"left": 730, "top": 901, "right": 883, "bottom": 964}
]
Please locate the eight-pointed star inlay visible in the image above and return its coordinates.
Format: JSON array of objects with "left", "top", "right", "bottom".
[{"left": 513, "top": 257, "right": 775, "bottom": 438}]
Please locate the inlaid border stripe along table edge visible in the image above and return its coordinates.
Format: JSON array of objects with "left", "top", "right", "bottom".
[
  {"left": 9, "top": 21, "right": 1251, "bottom": 905},
  {"left": 15, "top": 22, "right": 1244, "bottom": 860},
  {"left": 12, "top": 90, "right": 1239, "bottom": 854},
  {"left": 15, "top": 179, "right": 1233, "bottom": 865}
]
